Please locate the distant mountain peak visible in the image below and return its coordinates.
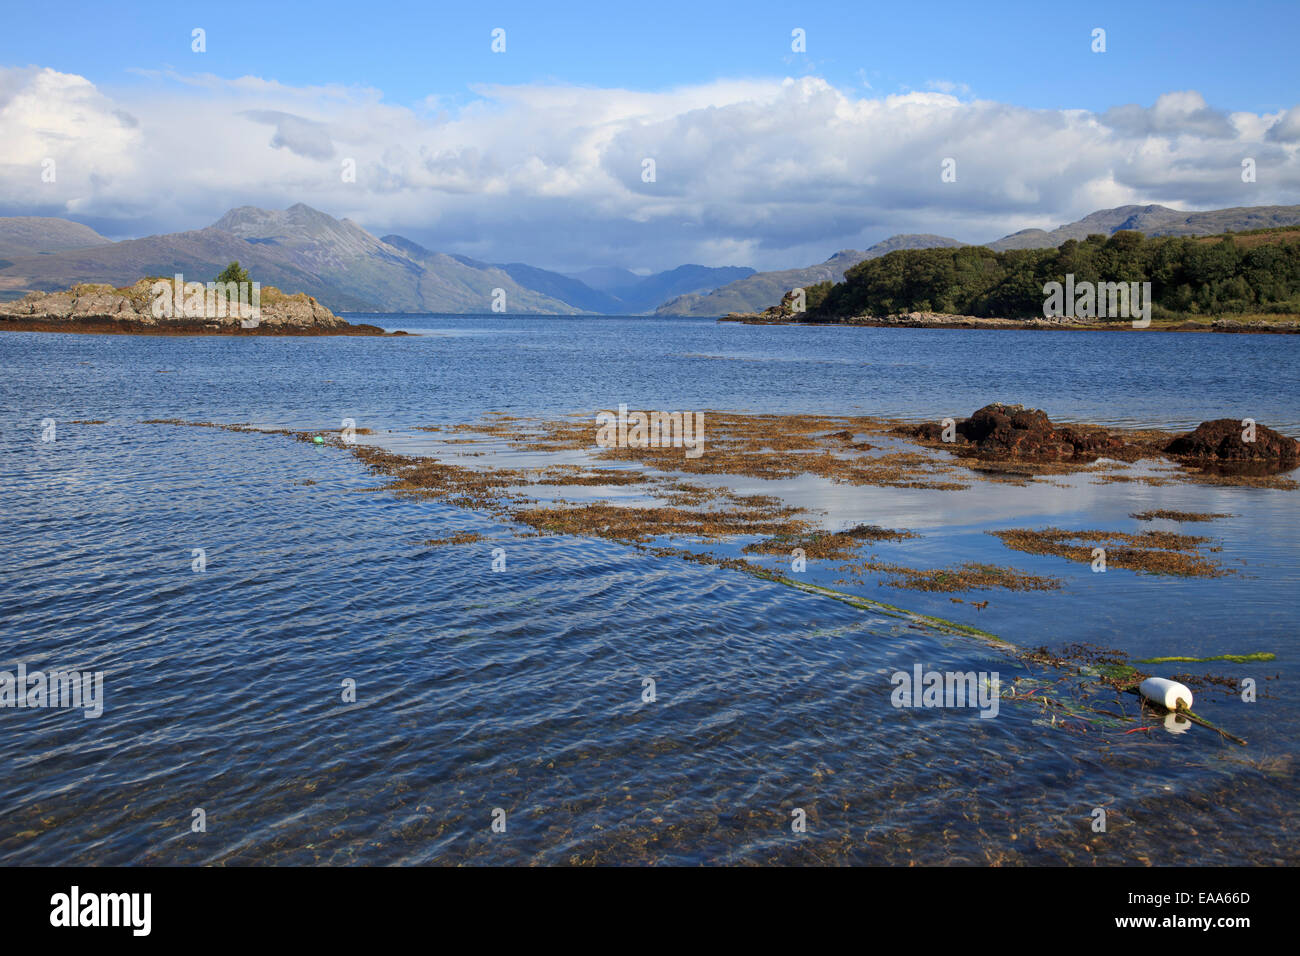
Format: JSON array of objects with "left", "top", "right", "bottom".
[
  {"left": 210, "top": 203, "right": 345, "bottom": 237},
  {"left": 0, "top": 217, "right": 113, "bottom": 259},
  {"left": 987, "top": 202, "right": 1300, "bottom": 251}
]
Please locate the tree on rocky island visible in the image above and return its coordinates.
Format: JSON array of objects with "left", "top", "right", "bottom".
[{"left": 215, "top": 261, "right": 252, "bottom": 287}]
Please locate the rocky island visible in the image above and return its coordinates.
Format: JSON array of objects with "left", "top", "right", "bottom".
[{"left": 0, "top": 278, "right": 397, "bottom": 336}]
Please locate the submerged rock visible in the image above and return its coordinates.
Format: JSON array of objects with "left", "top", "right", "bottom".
[
  {"left": 1164, "top": 419, "right": 1300, "bottom": 462},
  {"left": 903, "top": 403, "right": 1127, "bottom": 461}
]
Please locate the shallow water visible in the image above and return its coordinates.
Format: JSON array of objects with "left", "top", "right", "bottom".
[{"left": 1, "top": 316, "right": 1297, "bottom": 864}]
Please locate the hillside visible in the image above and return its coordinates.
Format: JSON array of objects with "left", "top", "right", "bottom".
[
  {"left": 495, "top": 261, "right": 626, "bottom": 313},
  {"left": 7, "top": 201, "right": 1299, "bottom": 315},
  {"left": 0, "top": 206, "right": 580, "bottom": 313},
  {"left": 808, "top": 229, "right": 1300, "bottom": 322},
  {"left": 0, "top": 204, "right": 739, "bottom": 314},
  {"left": 564, "top": 266, "right": 643, "bottom": 294},
  {"left": 415, "top": 248, "right": 753, "bottom": 314},
  {"left": 0, "top": 225, "right": 368, "bottom": 307},
  {"left": 659, "top": 204, "right": 1300, "bottom": 316},
  {"left": 0, "top": 217, "right": 112, "bottom": 260},
  {"left": 492, "top": 261, "right": 756, "bottom": 314},
  {"left": 209, "top": 207, "right": 579, "bottom": 313},
  {"left": 611, "top": 264, "right": 756, "bottom": 314},
  {"left": 658, "top": 236, "right": 964, "bottom": 316},
  {"left": 987, "top": 204, "right": 1300, "bottom": 250}
]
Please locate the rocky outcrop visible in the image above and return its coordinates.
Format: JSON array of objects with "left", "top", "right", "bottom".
[
  {"left": 842, "top": 312, "right": 1024, "bottom": 328},
  {"left": 0, "top": 279, "right": 387, "bottom": 335},
  {"left": 898, "top": 404, "right": 1299, "bottom": 470},
  {"left": 1164, "top": 419, "right": 1300, "bottom": 462},
  {"left": 721, "top": 309, "right": 1101, "bottom": 328},
  {"left": 1211, "top": 317, "right": 1300, "bottom": 333},
  {"left": 900, "top": 403, "right": 1128, "bottom": 461}
]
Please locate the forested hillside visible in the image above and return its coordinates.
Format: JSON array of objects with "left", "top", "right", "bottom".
[{"left": 810, "top": 229, "right": 1300, "bottom": 320}]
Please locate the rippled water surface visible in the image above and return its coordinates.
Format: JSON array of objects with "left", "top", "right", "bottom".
[{"left": 2, "top": 317, "right": 1297, "bottom": 865}]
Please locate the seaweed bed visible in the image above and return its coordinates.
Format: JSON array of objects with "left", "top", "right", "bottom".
[
  {"left": 135, "top": 409, "right": 1288, "bottom": 745},
  {"left": 136, "top": 412, "right": 1274, "bottom": 588}
]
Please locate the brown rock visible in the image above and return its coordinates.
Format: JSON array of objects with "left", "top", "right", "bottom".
[
  {"left": 903, "top": 403, "right": 1127, "bottom": 461},
  {"left": 1164, "top": 419, "right": 1299, "bottom": 462}
]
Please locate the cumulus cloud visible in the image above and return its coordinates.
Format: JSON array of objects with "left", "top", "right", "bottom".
[
  {"left": 1267, "top": 106, "right": 1300, "bottom": 143},
  {"left": 0, "top": 67, "right": 139, "bottom": 171},
  {"left": 242, "top": 110, "right": 336, "bottom": 160},
  {"left": 0, "top": 66, "right": 1296, "bottom": 271},
  {"left": 1101, "top": 90, "right": 1238, "bottom": 139}
]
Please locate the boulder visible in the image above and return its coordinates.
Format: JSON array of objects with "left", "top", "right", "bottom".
[
  {"left": 904, "top": 403, "right": 1127, "bottom": 461},
  {"left": 1164, "top": 419, "right": 1299, "bottom": 462}
]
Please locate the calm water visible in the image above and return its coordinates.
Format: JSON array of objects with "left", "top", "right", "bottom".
[{"left": 1, "top": 316, "right": 1297, "bottom": 865}]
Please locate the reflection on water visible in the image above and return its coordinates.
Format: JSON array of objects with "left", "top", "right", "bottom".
[{"left": 0, "top": 318, "right": 1296, "bottom": 864}]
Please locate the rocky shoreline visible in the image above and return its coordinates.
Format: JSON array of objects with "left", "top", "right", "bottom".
[
  {"left": 0, "top": 279, "right": 399, "bottom": 336},
  {"left": 720, "top": 308, "right": 1300, "bottom": 333}
]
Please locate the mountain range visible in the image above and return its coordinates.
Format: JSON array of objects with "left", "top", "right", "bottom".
[
  {"left": 659, "top": 205, "right": 1300, "bottom": 316},
  {"left": 985, "top": 203, "right": 1300, "bottom": 251},
  {"left": 0, "top": 205, "right": 748, "bottom": 315},
  {"left": 0, "top": 217, "right": 112, "bottom": 259},
  {"left": 2, "top": 202, "right": 1297, "bottom": 315},
  {"left": 655, "top": 236, "right": 966, "bottom": 317}
]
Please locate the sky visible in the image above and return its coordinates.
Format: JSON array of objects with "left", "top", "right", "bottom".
[{"left": 1, "top": 0, "right": 1298, "bottom": 272}]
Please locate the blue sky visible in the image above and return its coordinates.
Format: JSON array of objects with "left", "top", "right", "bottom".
[
  {"left": 4, "top": 0, "right": 1296, "bottom": 113},
  {"left": 2, "top": 1, "right": 1298, "bottom": 271}
]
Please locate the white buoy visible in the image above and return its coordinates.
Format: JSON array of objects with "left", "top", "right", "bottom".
[{"left": 1140, "top": 677, "right": 1193, "bottom": 711}]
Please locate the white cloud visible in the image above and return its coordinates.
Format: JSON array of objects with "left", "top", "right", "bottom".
[
  {"left": 1267, "top": 106, "right": 1300, "bottom": 143},
  {"left": 924, "top": 80, "right": 972, "bottom": 96},
  {"left": 242, "top": 110, "right": 337, "bottom": 160},
  {"left": 0, "top": 67, "right": 139, "bottom": 172},
  {"left": 1101, "top": 90, "right": 1238, "bottom": 139},
  {"left": 0, "top": 66, "right": 1296, "bottom": 271}
]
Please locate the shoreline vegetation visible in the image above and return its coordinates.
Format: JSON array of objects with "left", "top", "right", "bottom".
[
  {"left": 723, "top": 227, "right": 1300, "bottom": 332},
  {"left": 126, "top": 403, "right": 1286, "bottom": 742},
  {"left": 0, "top": 278, "right": 400, "bottom": 336}
]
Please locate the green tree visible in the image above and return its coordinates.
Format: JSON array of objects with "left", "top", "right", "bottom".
[{"left": 215, "top": 261, "right": 251, "bottom": 286}]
